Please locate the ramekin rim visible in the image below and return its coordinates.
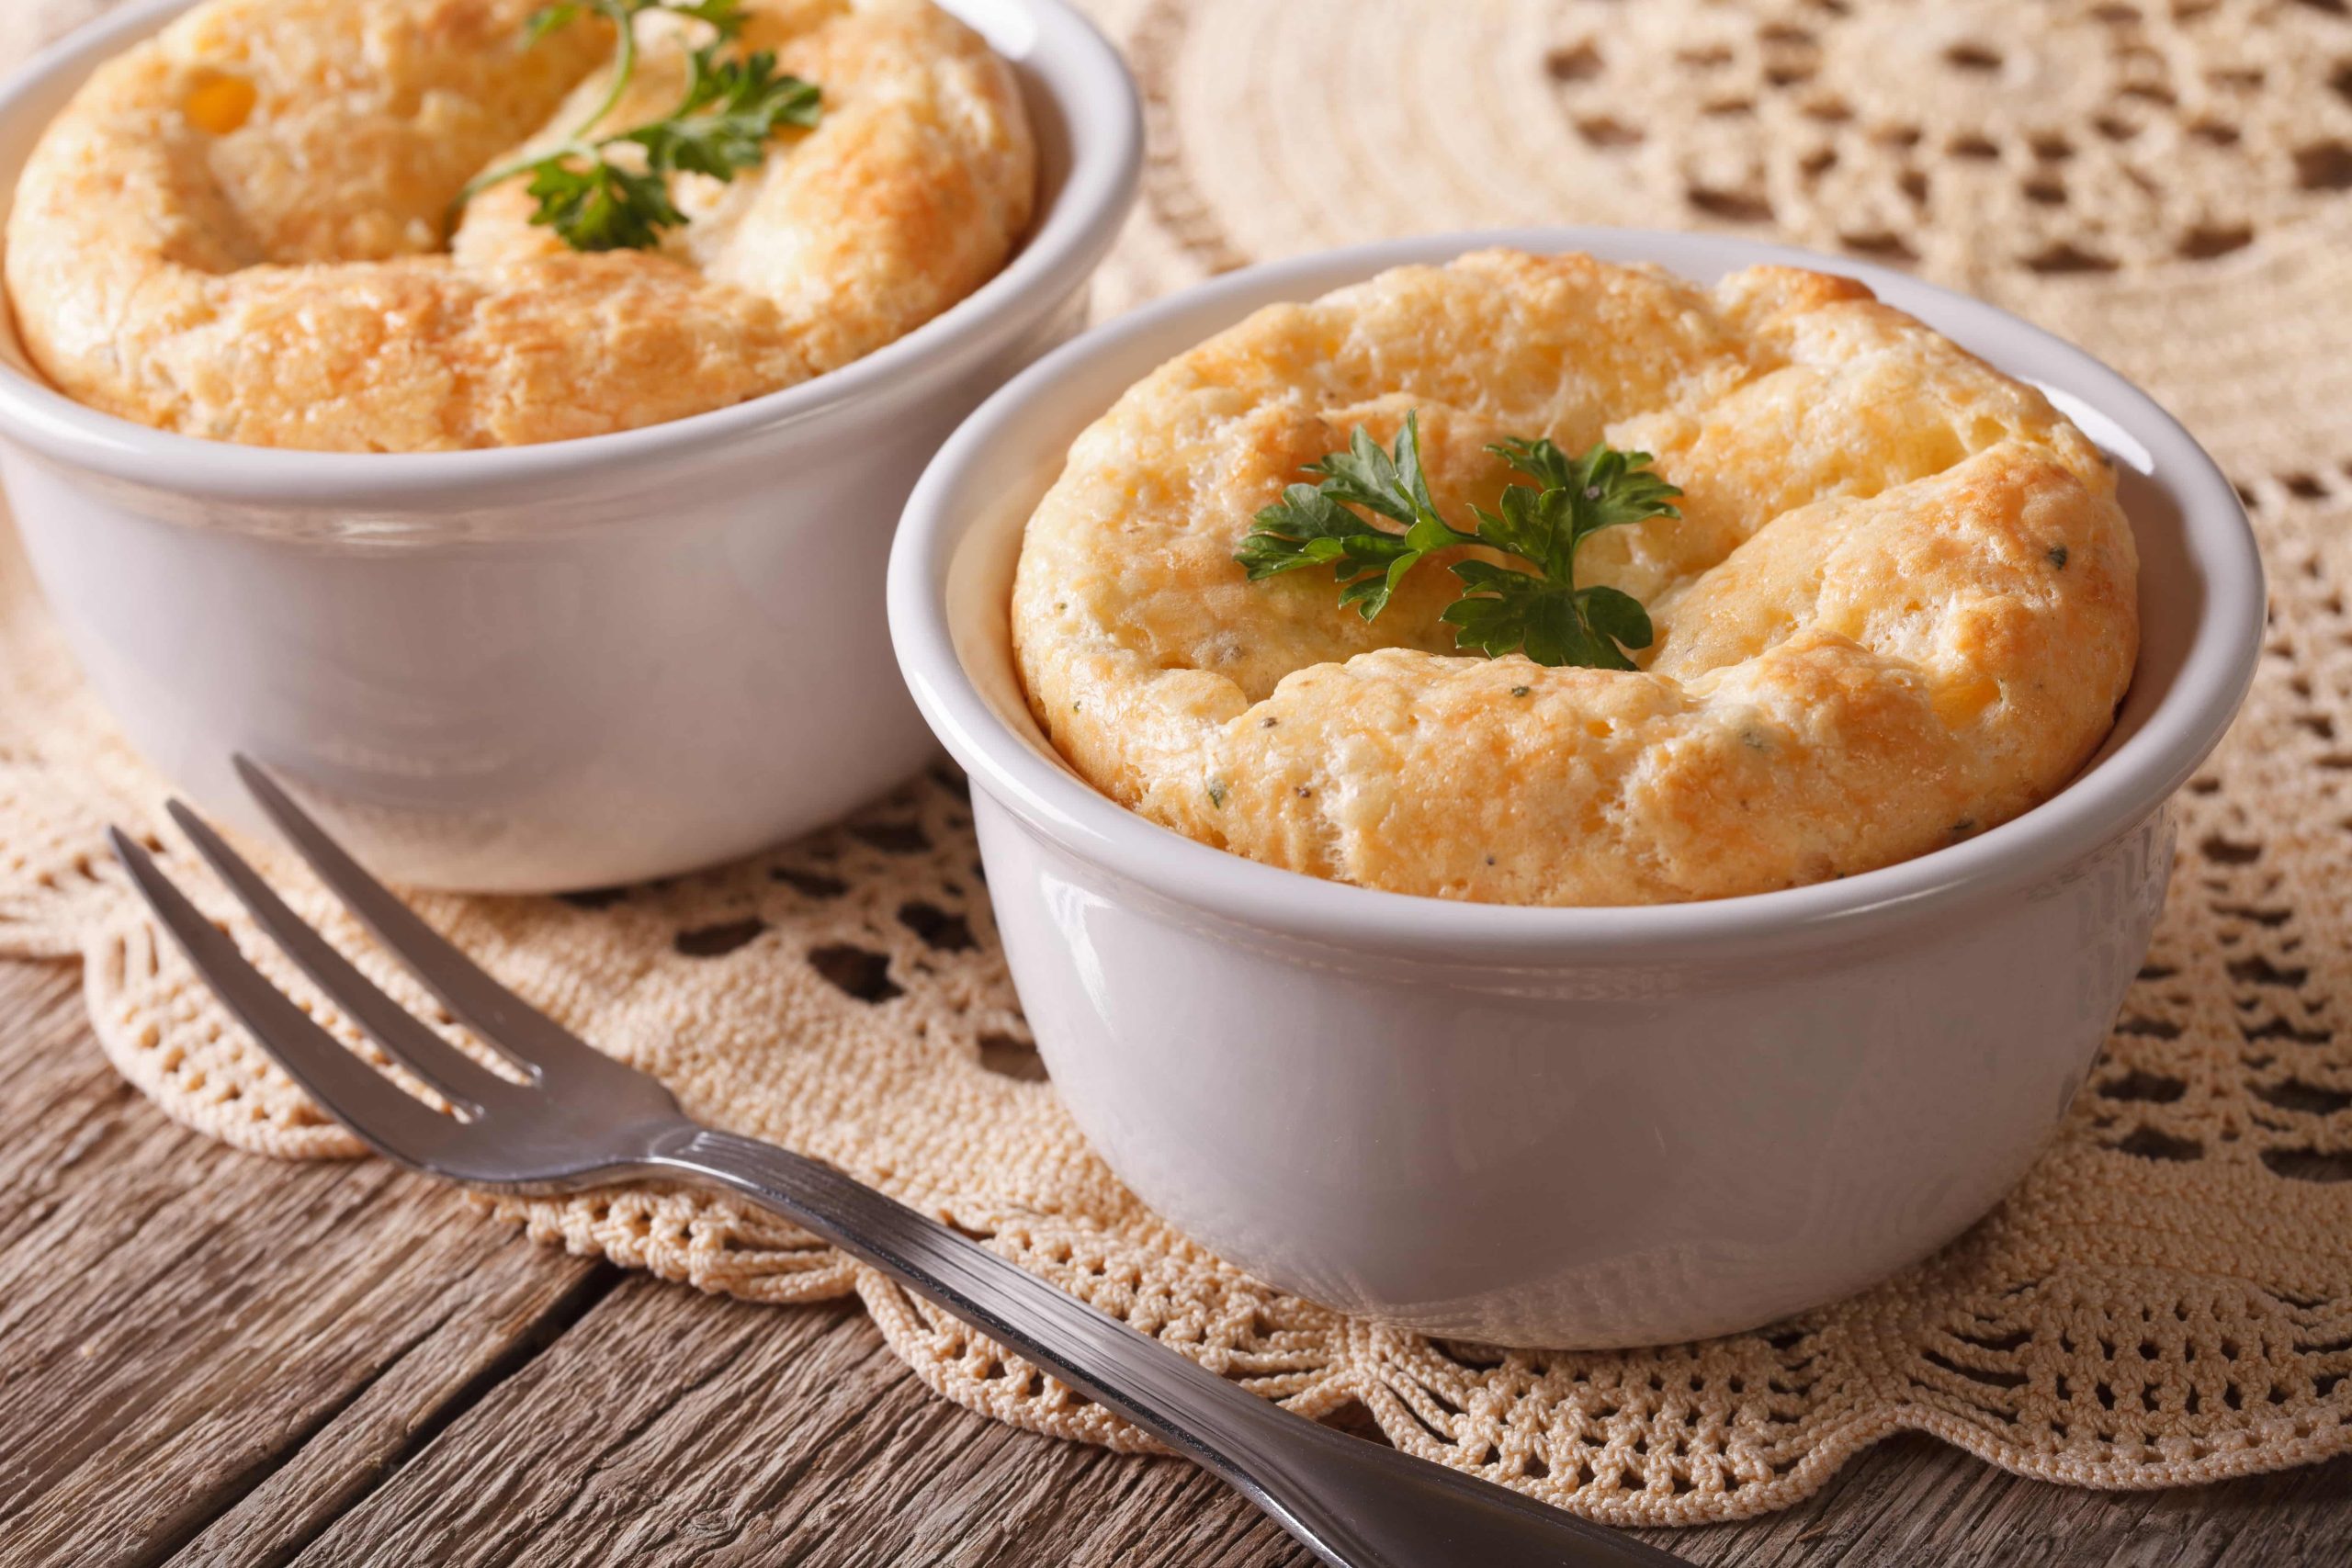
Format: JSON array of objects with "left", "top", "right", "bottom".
[
  {"left": 889, "top": 227, "right": 2267, "bottom": 960},
  {"left": 0, "top": 0, "right": 1143, "bottom": 504}
]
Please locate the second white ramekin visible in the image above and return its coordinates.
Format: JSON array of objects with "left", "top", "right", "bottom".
[
  {"left": 890, "top": 230, "right": 2266, "bottom": 1348},
  {"left": 0, "top": 0, "right": 1140, "bottom": 892}
]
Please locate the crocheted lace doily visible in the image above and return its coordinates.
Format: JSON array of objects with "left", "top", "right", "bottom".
[{"left": 5, "top": 0, "right": 2350, "bottom": 1526}]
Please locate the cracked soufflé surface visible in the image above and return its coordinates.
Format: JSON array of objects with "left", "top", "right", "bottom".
[
  {"left": 1012, "top": 252, "right": 2138, "bottom": 905},
  {"left": 4, "top": 0, "right": 1035, "bottom": 450}
]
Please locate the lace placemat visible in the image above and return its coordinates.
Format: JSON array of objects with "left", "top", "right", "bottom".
[{"left": 5, "top": 0, "right": 2351, "bottom": 1527}]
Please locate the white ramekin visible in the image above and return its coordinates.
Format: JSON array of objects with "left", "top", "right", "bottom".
[
  {"left": 890, "top": 229, "right": 2266, "bottom": 1349},
  {"left": 0, "top": 0, "right": 1139, "bottom": 893}
]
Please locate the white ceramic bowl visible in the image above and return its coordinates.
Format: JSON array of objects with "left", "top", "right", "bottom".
[
  {"left": 890, "top": 229, "right": 2266, "bottom": 1348},
  {"left": 0, "top": 0, "right": 1139, "bottom": 893}
]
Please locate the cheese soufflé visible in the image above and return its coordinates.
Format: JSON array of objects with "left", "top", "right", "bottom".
[
  {"left": 1011, "top": 251, "right": 2140, "bottom": 907},
  {"left": 5, "top": 0, "right": 1035, "bottom": 450}
]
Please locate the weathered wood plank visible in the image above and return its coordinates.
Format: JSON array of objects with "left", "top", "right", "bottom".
[
  {"left": 0, "top": 960, "right": 607, "bottom": 1568},
  {"left": 1645, "top": 1427, "right": 2352, "bottom": 1566},
  {"left": 278, "top": 1235, "right": 2352, "bottom": 1568},
  {"left": 280, "top": 1274, "right": 1311, "bottom": 1568},
  {"left": 163, "top": 1261, "right": 621, "bottom": 1568},
  {"left": 6, "top": 950, "right": 2351, "bottom": 1566}
]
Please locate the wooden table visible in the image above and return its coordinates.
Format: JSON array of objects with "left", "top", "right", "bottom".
[{"left": 3, "top": 956, "right": 2346, "bottom": 1567}]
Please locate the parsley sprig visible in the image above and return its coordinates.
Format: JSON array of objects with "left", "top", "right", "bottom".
[
  {"left": 1235, "top": 412, "right": 1682, "bottom": 670},
  {"left": 454, "top": 0, "right": 820, "bottom": 253}
]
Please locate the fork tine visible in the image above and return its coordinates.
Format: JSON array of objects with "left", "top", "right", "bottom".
[
  {"left": 166, "top": 800, "right": 511, "bottom": 1118},
  {"left": 107, "top": 828, "right": 464, "bottom": 1166},
  {"left": 232, "top": 756, "right": 616, "bottom": 1083}
]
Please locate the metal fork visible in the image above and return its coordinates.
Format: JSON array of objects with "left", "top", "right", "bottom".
[{"left": 107, "top": 758, "right": 1684, "bottom": 1568}]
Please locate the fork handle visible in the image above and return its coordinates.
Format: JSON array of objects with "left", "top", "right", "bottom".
[{"left": 648, "top": 1124, "right": 1682, "bottom": 1568}]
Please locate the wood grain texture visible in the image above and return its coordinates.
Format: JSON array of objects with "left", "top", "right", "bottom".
[
  {"left": 0, "top": 961, "right": 608, "bottom": 1568},
  {"left": 1, "top": 951, "right": 2347, "bottom": 1566}
]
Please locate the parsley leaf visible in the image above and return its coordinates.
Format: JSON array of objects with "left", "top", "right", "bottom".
[
  {"left": 1238, "top": 413, "right": 1477, "bottom": 619},
  {"left": 1234, "top": 412, "right": 1681, "bottom": 670},
  {"left": 521, "top": 155, "right": 681, "bottom": 253},
  {"left": 456, "top": 0, "right": 820, "bottom": 253},
  {"left": 622, "top": 48, "right": 821, "bottom": 183}
]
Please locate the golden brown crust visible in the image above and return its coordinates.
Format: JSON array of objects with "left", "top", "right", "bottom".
[
  {"left": 1010, "top": 252, "right": 2140, "bottom": 907},
  {"left": 4, "top": 0, "right": 1035, "bottom": 450}
]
